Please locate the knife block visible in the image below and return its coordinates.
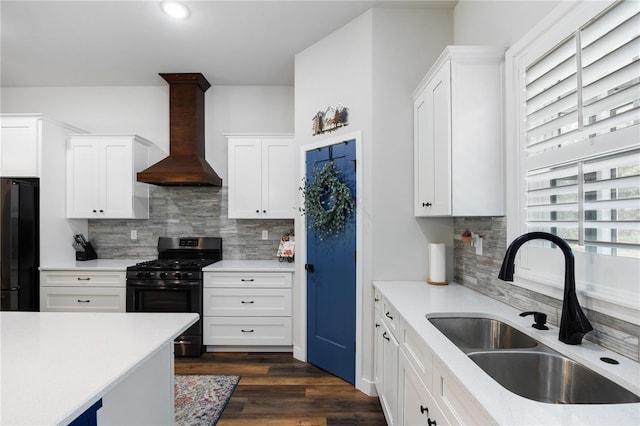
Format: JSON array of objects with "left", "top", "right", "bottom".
[{"left": 76, "top": 242, "right": 98, "bottom": 261}]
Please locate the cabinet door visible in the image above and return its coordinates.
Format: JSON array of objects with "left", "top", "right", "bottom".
[
  {"left": 0, "top": 117, "right": 39, "bottom": 177},
  {"left": 67, "top": 138, "right": 101, "bottom": 218},
  {"left": 399, "top": 350, "right": 451, "bottom": 426},
  {"left": 100, "top": 139, "right": 134, "bottom": 218},
  {"left": 414, "top": 60, "right": 452, "bottom": 217},
  {"left": 261, "top": 138, "right": 294, "bottom": 219},
  {"left": 380, "top": 322, "right": 399, "bottom": 425},
  {"left": 228, "top": 138, "right": 262, "bottom": 218}
]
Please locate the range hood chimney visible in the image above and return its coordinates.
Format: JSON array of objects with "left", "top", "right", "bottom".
[{"left": 137, "top": 73, "right": 222, "bottom": 186}]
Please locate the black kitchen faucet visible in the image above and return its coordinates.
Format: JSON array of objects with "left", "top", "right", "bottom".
[{"left": 498, "top": 232, "right": 594, "bottom": 345}]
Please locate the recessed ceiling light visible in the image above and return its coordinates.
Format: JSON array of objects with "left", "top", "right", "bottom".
[{"left": 161, "top": 1, "right": 190, "bottom": 19}]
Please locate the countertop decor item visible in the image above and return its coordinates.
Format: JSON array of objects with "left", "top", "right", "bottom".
[
  {"left": 300, "top": 160, "right": 354, "bottom": 239},
  {"left": 174, "top": 374, "right": 240, "bottom": 425},
  {"left": 461, "top": 229, "right": 472, "bottom": 244},
  {"left": 312, "top": 104, "right": 349, "bottom": 135}
]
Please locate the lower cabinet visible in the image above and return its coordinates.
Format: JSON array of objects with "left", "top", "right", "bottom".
[
  {"left": 374, "top": 293, "right": 493, "bottom": 425},
  {"left": 39, "top": 270, "right": 126, "bottom": 312},
  {"left": 375, "top": 314, "right": 399, "bottom": 425},
  {"left": 203, "top": 270, "right": 293, "bottom": 348},
  {"left": 399, "top": 350, "right": 450, "bottom": 426}
]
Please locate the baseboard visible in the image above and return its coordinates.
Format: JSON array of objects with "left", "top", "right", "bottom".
[{"left": 205, "top": 345, "right": 293, "bottom": 353}]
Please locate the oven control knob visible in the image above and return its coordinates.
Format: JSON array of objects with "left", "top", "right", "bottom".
[
  {"left": 159, "top": 272, "right": 167, "bottom": 278},
  {"left": 136, "top": 271, "right": 144, "bottom": 278},
  {"left": 174, "top": 272, "right": 182, "bottom": 279}
]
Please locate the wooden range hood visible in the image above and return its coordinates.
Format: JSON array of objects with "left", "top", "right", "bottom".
[{"left": 137, "top": 73, "right": 222, "bottom": 186}]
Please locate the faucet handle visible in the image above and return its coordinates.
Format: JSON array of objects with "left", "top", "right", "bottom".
[{"left": 520, "top": 311, "right": 549, "bottom": 330}]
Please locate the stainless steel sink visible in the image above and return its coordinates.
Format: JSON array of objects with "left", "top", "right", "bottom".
[
  {"left": 428, "top": 316, "right": 538, "bottom": 352},
  {"left": 427, "top": 315, "right": 640, "bottom": 404},
  {"left": 469, "top": 351, "right": 640, "bottom": 404}
]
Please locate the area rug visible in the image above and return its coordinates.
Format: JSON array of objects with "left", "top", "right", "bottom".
[{"left": 175, "top": 374, "right": 241, "bottom": 425}]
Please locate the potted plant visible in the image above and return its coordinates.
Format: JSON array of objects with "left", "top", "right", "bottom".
[{"left": 461, "top": 230, "right": 473, "bottom": 244}]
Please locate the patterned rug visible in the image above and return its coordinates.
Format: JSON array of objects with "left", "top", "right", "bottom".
[{"left": 175, "top": 374, "right": 241, "bottom": 425}]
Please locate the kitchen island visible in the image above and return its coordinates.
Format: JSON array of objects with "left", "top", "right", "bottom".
[{"left": 0, "top": 311, "right": 198, "bottom": 425}]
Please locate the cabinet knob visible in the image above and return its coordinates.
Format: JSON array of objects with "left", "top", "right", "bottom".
[
  {"left": 382, "top": 332, "right": 390, "bottom": 341},
  {"left": 422, "top": 202, "right": 432, "bottom": 207},
  {"left": 420, "top": 405, "right": 429, "bottom": 415},
  {"left": 263, "top": 210, "right": 266, "bottom": 213},
  {"left": 92, "top": 209, "right": 97, "bottom": 213},
  {"left": 385, "top": 311, "right": 393, "bottom": 320},
  {"left": 256, "top": 209, "right": 260, "bottom": 213},
  {"left": 428, "top": 419, "right": 437, "bottom": 426}
]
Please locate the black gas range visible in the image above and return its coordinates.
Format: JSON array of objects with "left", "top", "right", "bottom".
[{"left": 126, "top": 237, "right": 222, "bottom": 357}]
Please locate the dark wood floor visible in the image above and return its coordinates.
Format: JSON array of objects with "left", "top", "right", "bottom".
[{"left": 175, "top": 352, "right": 387, "bottom": 426}]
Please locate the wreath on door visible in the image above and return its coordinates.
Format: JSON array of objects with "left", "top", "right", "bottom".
[{"left": 300, "top": 161, "right": 354, "bottom": 239}]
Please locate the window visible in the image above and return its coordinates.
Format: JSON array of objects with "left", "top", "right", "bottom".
[{"left": 506, "top": 0, "right": 640, "bottom": 323}]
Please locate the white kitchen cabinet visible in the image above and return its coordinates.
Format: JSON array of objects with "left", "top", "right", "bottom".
[
  {"left": 1, "top": 114, "right": 87, "bottom": 265},
  {"left": 202, "top": 271, "right": 293, "bottom": 348},
  {"left": 39, "top": 270, "right": 126, "bottom": 312},
  {"left": 399, "top": 350, "right": 451, "bottom": 426},
  {"left": 227, "top": 134, "right": 294, "bottom": 219},
  {"left": 373, "top": 291, "right": 493, "bottom": 425},
  {"left": 377, "top": 315, "right": 399, "bottom": 425},
  {"left": 0, "top": 116, "right": 39, "bottom": 177},
  {"left": 413, "top": 46, "right": 504, "bottom": 217},
  {"left": 66, "top": 134, "right": 151, "bottom": 219}
]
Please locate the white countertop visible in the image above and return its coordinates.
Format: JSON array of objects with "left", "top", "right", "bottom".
[
  {"left": 373, "top": 281, "right": 640, "bottom": 425},
  {"left": 203, "top": 259, "right": 295, "bottom": 272},
  {"left": 39, "top": 259, "right": 149, "bottom": 271},
  {"left": 0, "top": 312, "right": 198, "bottom": 425}
]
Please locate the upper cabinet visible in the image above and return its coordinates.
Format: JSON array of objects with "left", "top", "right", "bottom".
[
  {"left": 413, "top": 46, "right": 504, "bottom": 217},
  {"left": 1, "top": 115, "right": 41, "bottom": 177},
  {"left": 227, "top": 134, "right": 295, "bottom": 219},
  {"left": 67, "top": 134, "right": 151, "bottom": 219}
]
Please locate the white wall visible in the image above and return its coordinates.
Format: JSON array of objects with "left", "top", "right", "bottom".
[
  {"left": 371, "top": 8, "right": 453, "bottom": 282},
  {"left": 0, "top": 85, "right": 294, "bottom": 182},
  {"left": 294, "top": 7, "right": 453, "bottom": 393},
  {"left": 453, "top": 0, "right": 562, "bottom": 47}
]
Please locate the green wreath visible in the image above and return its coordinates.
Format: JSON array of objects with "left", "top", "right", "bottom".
[{"left": 301, "top": 161, "right": 354, "bottom": 239}]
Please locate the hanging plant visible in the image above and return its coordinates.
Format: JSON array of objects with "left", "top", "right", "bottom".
[{"left": 300, "top": 161, "right": 354, "bottom": 239}]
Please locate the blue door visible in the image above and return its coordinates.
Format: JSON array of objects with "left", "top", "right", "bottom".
[{"left": 306, "top": 140, "right": 356, "bottom": 384}]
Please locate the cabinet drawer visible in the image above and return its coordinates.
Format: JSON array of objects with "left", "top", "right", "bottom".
[
  {"left": 204, "top": 272, "right": 292, "bottom": 288},
  {"left": 381, "top": 298, "right": 399, "bottom": 335},
  {"left": 40, "top": 287, "right": 125, "bottom": 312},
  {"left": 203, "top": 288, "right": 291, "bottom": 316},
  {"left": 203, "top": 317, "right": 292, "bottom": 346},
  {"left": 40, "top": 271, "right": 125, "bottom": 287}
]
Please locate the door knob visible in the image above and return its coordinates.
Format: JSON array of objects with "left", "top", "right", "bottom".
[{"left": 305, "top": 264, "right": 315, "bottom": 272}]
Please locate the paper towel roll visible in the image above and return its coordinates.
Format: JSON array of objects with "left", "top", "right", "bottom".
[{"left": 428, "top": 243, "right": 448, "bottom": 285}]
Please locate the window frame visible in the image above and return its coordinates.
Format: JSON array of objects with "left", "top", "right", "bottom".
[{"left": 505, "top": 0, "right": 640, "bottom": 325}]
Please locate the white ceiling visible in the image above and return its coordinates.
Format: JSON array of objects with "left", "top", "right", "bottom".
[{"left": 0, "top": 0, "right": 455, "bottom": 88}]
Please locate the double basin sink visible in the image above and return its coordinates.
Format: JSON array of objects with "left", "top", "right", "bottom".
[{"left": 427, "top": 315, "right": 640, "bottom": 405}]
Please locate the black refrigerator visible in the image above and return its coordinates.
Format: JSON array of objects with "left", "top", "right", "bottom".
[{"left": 1, "top": 178, "right": 39, "bottom": 311}]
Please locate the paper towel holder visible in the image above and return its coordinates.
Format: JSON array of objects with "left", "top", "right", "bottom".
[{"left": 427, "top": 242, "right": 448, "bottom": 286}]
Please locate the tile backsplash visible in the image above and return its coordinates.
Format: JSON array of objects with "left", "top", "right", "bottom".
[
  {"left": 454, "top": 217, "right": 640, "bottom": 362},
  {"left": 88, "top": 186, "right": 294, "bottom": 260}
]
